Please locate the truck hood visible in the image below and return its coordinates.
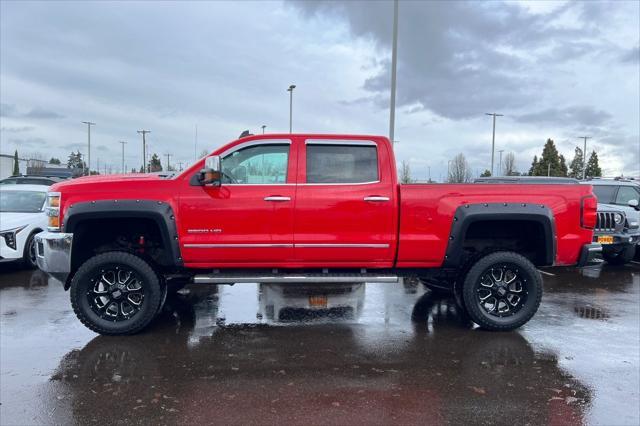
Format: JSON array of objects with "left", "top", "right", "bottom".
[{"left": 51, "top": 173, "right": 168, "bottom": 191}]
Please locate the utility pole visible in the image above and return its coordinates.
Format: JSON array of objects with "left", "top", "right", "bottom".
[
  {"left": 287, "top": 85, "right": 296, "bottom": 133},
  {"left": 485, "top": 113, "right": 503, "bottom": 176},
  {"left": 577, "top": 136, "right": 591, "bottom": 179},
  {"left": 261, "top": 125, "right": 266, "bottom": 134},
  {"left": 498, "top": 149, "right": 504, "bottom": 176},
  {"left": 194, "top": 125, "right": 198, "bottom": 162},
  {"left": 178, "top": 161, "right": 183, "bottom": 171},
  {"left": 81, "top": 121, "right": 96, "bottom": 175},
  {"left": 389, "top": 0, "right": 399, "bottom": 147},
  {"left": 165, "top": 153, "right": 172, "bottom": 171},
  {"left": 119, "top": 141, "right": 127, "bottom": 174},
  {"left": 137, "top": 130, "right": 150, "bottom": 173}
]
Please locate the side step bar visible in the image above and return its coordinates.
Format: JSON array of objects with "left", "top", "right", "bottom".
[{"left": 193, "top": 273, "right": 399, "bottom": 284}]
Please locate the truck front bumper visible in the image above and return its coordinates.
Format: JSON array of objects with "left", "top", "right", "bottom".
[
  {"left": 35, "top": 232, "right": 73, "bottom": 283},
  {"left": 577, "top": 243, "right": 603, "bottom": 267}
]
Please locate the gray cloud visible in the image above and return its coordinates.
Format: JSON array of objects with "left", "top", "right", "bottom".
[
  {"left": 620, "top": 46, "right": 639, "bottom": 64},
  {"left": 291, "top": 1, "right": 613, "bottom": 120},
  {"left": 1, "top": 103, "right": 64, "bottom": 119},
  {"left": 0, "top": 125, "right": 35, "bottom": 132},
  {"left": 513, "top": 106, "right": 613, "bottom": 128}
]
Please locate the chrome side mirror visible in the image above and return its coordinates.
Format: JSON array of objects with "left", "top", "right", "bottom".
[
  {"left": 200, "top": 155, "right": 221, "bottom": 186},
  {"left": 628, "top": 199, "right": 639, "bottom": 210}
]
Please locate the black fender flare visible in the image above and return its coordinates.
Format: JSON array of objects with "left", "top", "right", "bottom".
[
  {"left": 63, "top": 199, "right": 182, "bottom": 267},
  {"left": 442, "top": 202, "right": 556, "bottom": 267}
]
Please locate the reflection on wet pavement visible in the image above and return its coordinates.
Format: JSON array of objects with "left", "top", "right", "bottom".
[{"left": 1, "top": 263, "right": 639, "bottom": 425}]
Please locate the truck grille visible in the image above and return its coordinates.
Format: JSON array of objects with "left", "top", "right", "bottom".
[{"left": 595, "top": 212, "right": 616, "bottom": 232}]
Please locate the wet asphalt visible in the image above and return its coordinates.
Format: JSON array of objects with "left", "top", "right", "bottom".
[{"left": 0, "top": 263, "right": 639, "bottom": 426}]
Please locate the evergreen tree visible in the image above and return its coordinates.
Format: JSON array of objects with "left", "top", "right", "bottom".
[
  {"left": 528, "top": 155, "right": 538, "bottom": 176},
  {"left": 148, "top": 153, "right": 163, "bottom": 172},
  {"left": 584, "top": 150, "right": 602, "bottom": 177},
  {"left": 49, "top": 157, "right": 61, "bottom": 165},
  {"left": 67, "top": 150, "right": 86, "bottom": 172},
  {"left": 532, "top": 139, "right": 563, "bottom": 176},
  {"left": 12, "top": 150, "right": 20, "bottom": 176},
  {"left": 568, "top": 147, "right": 584, "bottom": 178},
  {"left": 480, "top": 169, "right": 491, "bottom": 177},
  {"left": 559, "top": 155, "right": 568, "bottom": 177}
]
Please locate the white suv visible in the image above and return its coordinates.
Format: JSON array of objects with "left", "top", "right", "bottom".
[{"left": 0, "top": 184, "right": 49, "bottom": 268}]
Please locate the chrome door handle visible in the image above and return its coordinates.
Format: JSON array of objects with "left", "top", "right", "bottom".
[
  {"left": 264, "top": 196, "right": 291, "bottom": 202},
  {"left": 364, "top": 196, "right": 390, "bottom": 202}
]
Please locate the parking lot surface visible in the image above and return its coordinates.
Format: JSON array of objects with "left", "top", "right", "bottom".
[{"left": 1, "top": 263, "right": 639, "bottom": 425}]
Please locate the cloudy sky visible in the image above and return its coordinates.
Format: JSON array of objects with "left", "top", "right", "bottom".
[{"left": 1, "top": 0, "right": 638, "bottom": 179}]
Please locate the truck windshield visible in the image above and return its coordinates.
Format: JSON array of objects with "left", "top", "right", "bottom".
[{"left": 0, "top": 191, "right": 46, "bottom": 213}]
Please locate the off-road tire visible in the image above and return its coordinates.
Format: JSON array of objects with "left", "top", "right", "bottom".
[
  {"left": 70, "top": 252, "right": 163, "bottom": 335},
  {"left": 602, "top": 245, "right": 635, "bottom": 266},
  {"left": 462, "top": 251, "right": 542, "bottom": 331}
]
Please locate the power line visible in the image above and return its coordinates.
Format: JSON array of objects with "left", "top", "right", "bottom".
[
  {"left": 119, "top": 141, "right": 127, "bottom": 174},
  {"left": 137, "top": 130, "right": 150, "bottom": 173}
]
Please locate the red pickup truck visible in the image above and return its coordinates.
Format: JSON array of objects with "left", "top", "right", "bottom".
[{"left": 35, "top": 134, "right": 600, "bottom": 335}]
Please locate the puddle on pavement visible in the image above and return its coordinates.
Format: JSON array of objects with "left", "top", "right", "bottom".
[{"left": 1, "top": 264, "right": 639, "bottom": 425}]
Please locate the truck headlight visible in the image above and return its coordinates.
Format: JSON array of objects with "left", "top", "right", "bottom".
[
  {"left": 46, "top": 192, "right": 61, "bottom": 231},
  {"left": 613, "top": 213, "right": 623, "bottom": 225},
  {"left": 0, "top": 225, "right": 27, "bottom": 250}
]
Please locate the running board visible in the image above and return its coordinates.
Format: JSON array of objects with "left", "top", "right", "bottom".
[{"left": 193, "top": 273, "right": 399, "bottom": 285}]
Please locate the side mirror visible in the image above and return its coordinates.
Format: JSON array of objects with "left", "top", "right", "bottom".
[
  {"left": 200, "top": 155, "right": 221, "bottom": 186},
  {"left": 628, "top": 199, "right": 639, "bottom": 210}
]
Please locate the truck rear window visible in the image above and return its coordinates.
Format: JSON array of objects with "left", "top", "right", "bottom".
[{"left": 306, "top": 144, "right": 378, "bottom": 184}]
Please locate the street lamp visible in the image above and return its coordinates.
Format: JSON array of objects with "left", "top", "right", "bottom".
[
  {"left": 81, "top": 121, "right": 95, "bottom": 175},
  {"left": 261, "top": 125, "right": 266, "bottom": 134},
  {"left": 287, "top": 85, "right": 296, "bottom": 133},
  {"left": 485, "top": 113, "right": 503, "bottom": 176},
  {"left": 119, "top": 141, "right": 127, "bottom": 174}
]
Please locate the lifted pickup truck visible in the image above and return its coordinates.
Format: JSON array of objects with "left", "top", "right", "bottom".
[{"left": 36, "top": 134, "right": 600, "bottom": 335}]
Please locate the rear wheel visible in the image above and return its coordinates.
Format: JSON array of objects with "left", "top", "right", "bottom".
[
  {"left": 70, "top": 252, "right": 163, "bottom": 335},
  {"left": 603, "top": 245, "right": 635, "bottom": 265},
  {"left": 462, "top": 251, "right": 542, "bottom": 331}
]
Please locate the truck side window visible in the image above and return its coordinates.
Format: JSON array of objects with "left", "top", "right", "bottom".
[
  {"left": 615, "top": 186, "right": 639, "bottom": 205},
  {"left": 592, "top": 185, "right": 616, "bottom": 204},
  {"left": 221, "top": 144, "right": 289, "bottom": 184},
  {"left": 306, "top": 144, "right": 378, "bottom": 183}
]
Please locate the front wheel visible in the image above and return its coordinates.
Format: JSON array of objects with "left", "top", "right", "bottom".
[
  {"left": 462, "top": 251, "right": 542, "bottom": 331},
  {"left": 70, "top": 252, "right": 164, "bottom": 335},
  {"left": 22, "top": 232, "right": 38, "bottom": 269}
]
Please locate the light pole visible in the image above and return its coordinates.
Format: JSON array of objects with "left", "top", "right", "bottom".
[
  {"left": 81, "top": 121, "right": 95, "bottom": 175},
  {"left": 577, "top": 136, "right": 591, "bottom": 179},
  {"left": 389, "top": 0, "right": 399, "bottom": 147},
  {"left": 119, "top": 141, "right": 127, "bottom": 174},
  {"left": 485, "top": 113, "right": 503, "bottom": 176},
  {"left": 261, "top": 125, "right": 266, "bottom": 134},
  {"left": 498, "top": 149, "right": 504, "bottom": 176},
  {"left": 137, "top": 130, "right": 150, "bottom": 173},
  {"left": 165, "top": 153, "right": 172, "bottom": 171},
  {"left": 287, "top": 85, "right": 296, "bottom": 133}
]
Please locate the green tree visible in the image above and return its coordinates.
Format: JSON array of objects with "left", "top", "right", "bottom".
[
  {"left": 67, "top": 151, "right": 86, "bottom": 173},
  {"left": 568, "top": 147, "right": 584, "bottom": 178},
  {"left": 528, "top": 155, "right": 538, "bottom": 176},
  {"left": 559, "top": 155, "right": 568, "bottom": 177},
  {"left": 584, "top": 150, "right": 602, "bottom": 177},
  {"left": 49, "top": 157, "right": 61, "bottom": 165},
  {"left": 480, "top": 169, "right": 491, "bottom": 177},
  {"left": 12, "top": 150, "right": 20, "bottom": 176},
  {"left": 532, "top": 139, "right": 564, "bottom": 176},
  {"left": 148, "top": 153, "right": 163, "bottom": 172}
]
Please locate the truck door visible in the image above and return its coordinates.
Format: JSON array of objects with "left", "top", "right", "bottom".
[
  {"left": 293, "top": 138, "right": 397, "bottom": 267},
  {"left": 179, "top": 139, "right": 297, "bottom": 265}
]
